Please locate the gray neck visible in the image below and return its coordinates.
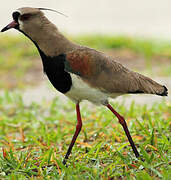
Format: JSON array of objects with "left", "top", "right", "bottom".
[
  {"left": 34, "top": 28, "right": 77, "bottom": 56},
  {"left": 23, "top": 17, "right": 79, "bottom": 56}
]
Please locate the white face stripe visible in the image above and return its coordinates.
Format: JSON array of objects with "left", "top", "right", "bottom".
[
  {"left": 18, "top": 19, "right": 24, "bottom": 30},
  {"left": 15, "top": 10, "right": 21, "bottom": 14}
]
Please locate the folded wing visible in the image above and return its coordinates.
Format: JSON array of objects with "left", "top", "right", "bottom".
[{"left": 64, "top": 48, "right": 168, "bottom": 96}]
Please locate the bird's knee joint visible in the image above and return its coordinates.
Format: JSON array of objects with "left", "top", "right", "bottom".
[
  {"left": 76, "top": 123, "right": 82, "bottom": 130},
  {"left": 118, "top": 116, "right": 126, "bottom": 126}
]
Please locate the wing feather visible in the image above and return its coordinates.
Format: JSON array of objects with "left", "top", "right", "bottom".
[{"left": 64, "top": 48, "right": 167, "bottom": 96}]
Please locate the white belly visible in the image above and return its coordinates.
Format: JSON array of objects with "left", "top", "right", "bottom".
[{"left": 65, "top": 74, "right": 109, "bottom": 105}]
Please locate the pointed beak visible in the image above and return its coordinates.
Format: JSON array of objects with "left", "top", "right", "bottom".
[{"left": 1, "top": 20, "right": 18, "bottom": 32}]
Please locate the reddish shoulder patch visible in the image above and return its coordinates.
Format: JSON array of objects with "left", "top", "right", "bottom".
[{"left": 66, "top": 51, "right": 93, "bottom": 77}]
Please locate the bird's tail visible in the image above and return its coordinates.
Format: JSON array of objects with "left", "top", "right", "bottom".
[{"left": 130, "top": 73, "right": 168, "bottom": 96}]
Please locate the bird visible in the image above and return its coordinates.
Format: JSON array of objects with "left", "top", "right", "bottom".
[{"left": 1, "top": 7, "right": 168, "bottom": 165}]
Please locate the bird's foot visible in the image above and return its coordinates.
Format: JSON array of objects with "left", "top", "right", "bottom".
[
  {"left": 139, "top": 155, "right": 145, "bottom": 162},
  {"left": 62, "top": 159, "right": 68, "bottom": 167}
]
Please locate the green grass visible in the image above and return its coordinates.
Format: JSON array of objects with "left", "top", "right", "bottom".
[
  {"left": 0, "top": 35, "right": 37, "bottom": 71},
  {"left": 0, "top": 91, "right": 170, "bottom": 179},
  {"left": 0, "top": 34, "right": 170, "bottom": 179},
  {"left": 0, "top": 35, "right": 38, "bottom": 89}
]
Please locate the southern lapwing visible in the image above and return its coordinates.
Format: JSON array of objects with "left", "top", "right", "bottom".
[{"left": 1, "top": 7, "right": 168, "bottom": 164}]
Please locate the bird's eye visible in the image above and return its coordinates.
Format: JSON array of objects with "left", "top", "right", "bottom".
[{"left": 20, "top": 14, "right": 31, "bottom": 21}]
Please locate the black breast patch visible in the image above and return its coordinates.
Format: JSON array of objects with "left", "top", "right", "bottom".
[
  {"left": 38, "top": 50, "right": 72, "bottom": 94},
  {"left": 16, "top": 30, "right": 72, "bottom": 94}
]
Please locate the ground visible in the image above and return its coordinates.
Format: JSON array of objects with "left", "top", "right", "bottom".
[{"left": 0, "top": 35, "right": 170, "bottom": 179}]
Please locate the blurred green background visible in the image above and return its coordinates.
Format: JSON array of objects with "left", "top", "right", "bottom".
[{"left": 1, "top": 34, "right": 171, "bottom": 89}]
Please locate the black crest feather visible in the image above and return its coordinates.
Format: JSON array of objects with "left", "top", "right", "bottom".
[{"left": 38, "top": 8, "right": 68, "bottom": 17}]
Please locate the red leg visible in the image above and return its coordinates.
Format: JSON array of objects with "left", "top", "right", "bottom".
[
  {"left": 107, "top": 104, "right": 140, "bottom": 158},
  {"left": 63, "top": 103, "right": 82, "bottom": 164}
]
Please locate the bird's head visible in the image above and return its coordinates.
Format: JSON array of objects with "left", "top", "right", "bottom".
[
  {"left": 1, "top": 8, "right": 45, "bottom": 35},
  {"left": 1, "top": 7, "right": 70, "bottom": 56},
  {"left": 1, "top": 7, "right": 67, "bottom": 39}
]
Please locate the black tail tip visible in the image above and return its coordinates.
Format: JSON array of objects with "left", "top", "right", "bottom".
[{"left": 161, "top": 86, "right": 168, "bottom": 96}]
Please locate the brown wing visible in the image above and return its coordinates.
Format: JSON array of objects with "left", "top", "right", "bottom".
[{"left": 64, "top": 48, "right": 167, "bottom": 96}]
